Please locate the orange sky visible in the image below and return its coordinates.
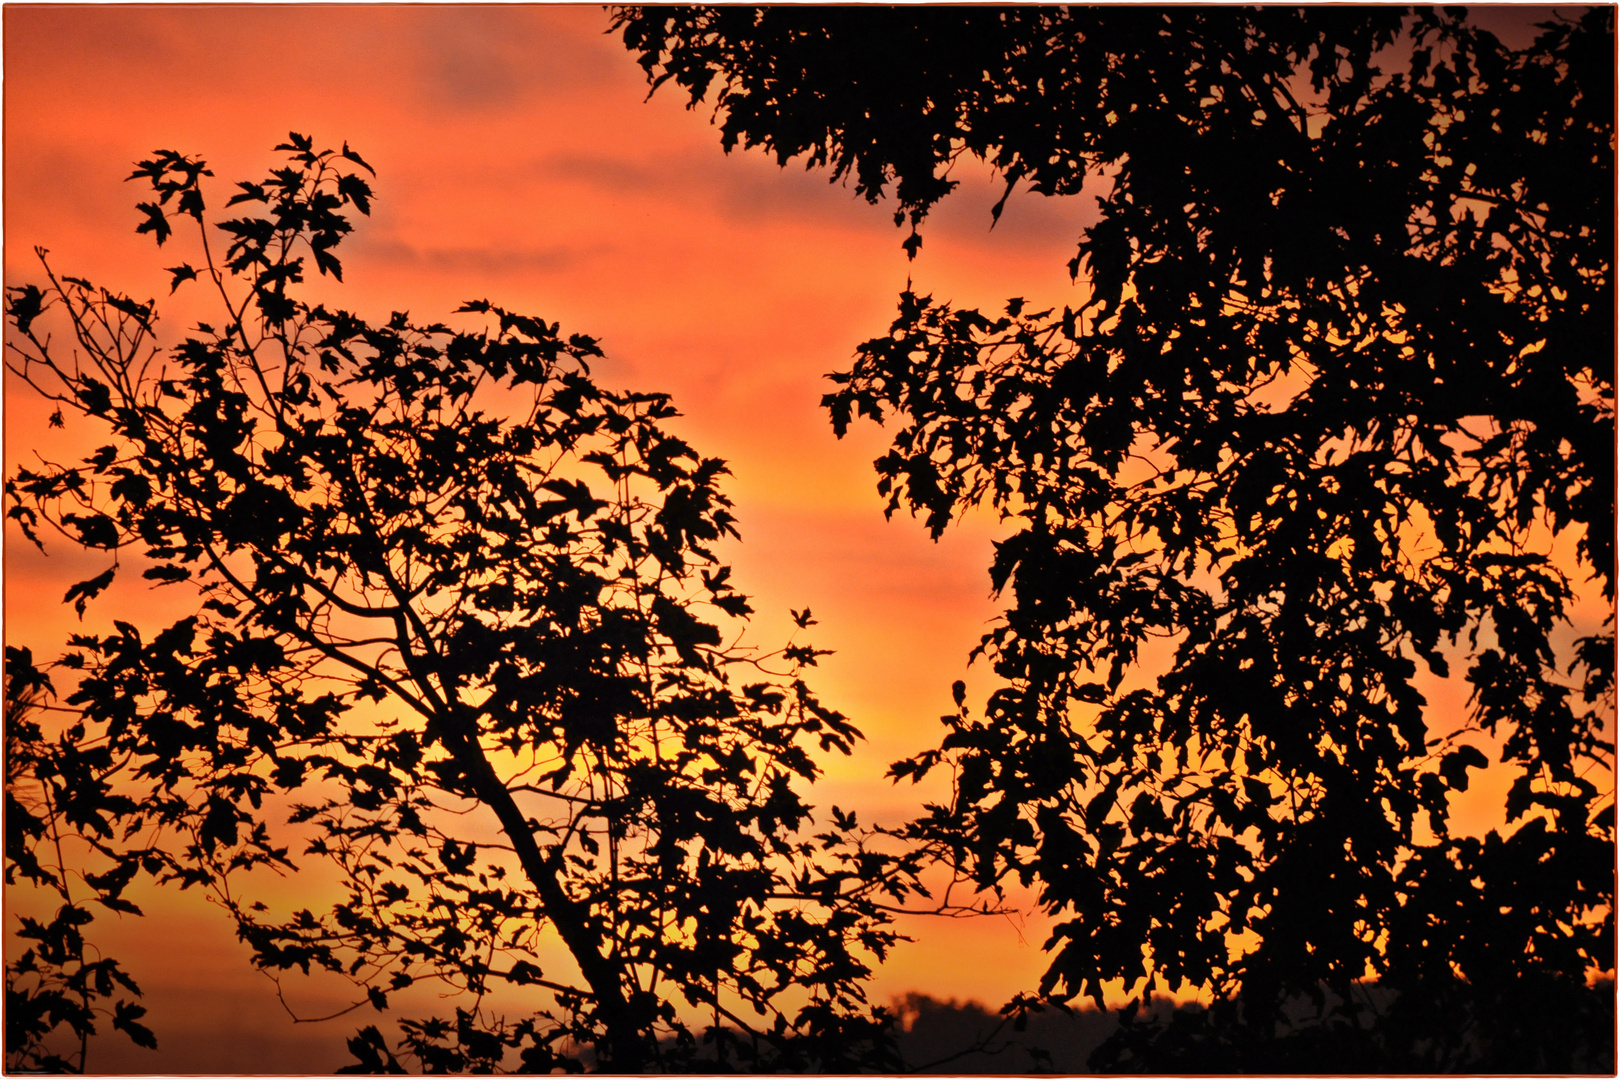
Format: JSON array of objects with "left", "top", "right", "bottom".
[
  {"left": 3, "top": 5, "right": 1101, "bottom": 1070},
  {"left": 3, "top": 4, "right": 1609, "bottom": 1073}
]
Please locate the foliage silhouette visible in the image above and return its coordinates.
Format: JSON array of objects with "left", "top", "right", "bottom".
[
  {"left": 4, "top": 651, "right": 157, "bottom": 1073},
  {"left": 618, "top": 6, "right": 1616, "bottom": 1070},
  {"left": 4, "top": 136, "right": 927, "bottom": 1072}
]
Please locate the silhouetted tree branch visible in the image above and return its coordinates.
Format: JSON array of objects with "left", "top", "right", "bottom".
[{"left": 4, "top": 135, "right": 933, "bottom": 1073}]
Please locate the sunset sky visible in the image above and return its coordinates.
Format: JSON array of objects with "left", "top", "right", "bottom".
[
  {"left": 2, "top": 5, "right": 1100, "bottom": 1069},
  {"left": 2, "top": 4, "right": 1606, "bottom": 1073}
]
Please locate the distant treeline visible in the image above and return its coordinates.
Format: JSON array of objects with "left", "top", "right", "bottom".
[
  {"left": 892, "top": 981, "right": 1617, "bottom": 1074},
  {"left": 892, "top": 992, "right": 1127, "bottom": 1072}
]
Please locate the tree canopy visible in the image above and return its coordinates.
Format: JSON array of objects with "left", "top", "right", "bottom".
[
  {"left": 618, "top": 6, "right": 1615, "bottom": 1069},
  {"left": 4, "top": 136, "right": 925, "bottom": 1072}
]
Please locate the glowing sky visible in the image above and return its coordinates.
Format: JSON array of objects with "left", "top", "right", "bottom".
[
  {"left": 3, "top": 5, "right": 1099, "bottom": 1070},
  {"left": 3, "top": 4, "right": 1604, "bottom": 1073}
]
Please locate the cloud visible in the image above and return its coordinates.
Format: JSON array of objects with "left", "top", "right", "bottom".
[
  {"left": 533, "top": 138, "right": 1101, "bottom": 267},
  {"left": 410, "top": 7, "right": 623, "bottom": 112},
  {"left": 352, "top": 235, "right": 603, "bottom": 277}
]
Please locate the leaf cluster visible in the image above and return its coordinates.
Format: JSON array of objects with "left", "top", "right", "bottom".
[{"left": 4, "top": 649, "right": 157, "bottom": 1072}]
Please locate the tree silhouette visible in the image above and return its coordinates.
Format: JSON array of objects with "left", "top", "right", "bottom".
[
  {"left": 4, "top": 136, "right": 924, "bottom": 1072},
  {"left": 619, "top": 7, "right": 1615, "bottom": 1069}
]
